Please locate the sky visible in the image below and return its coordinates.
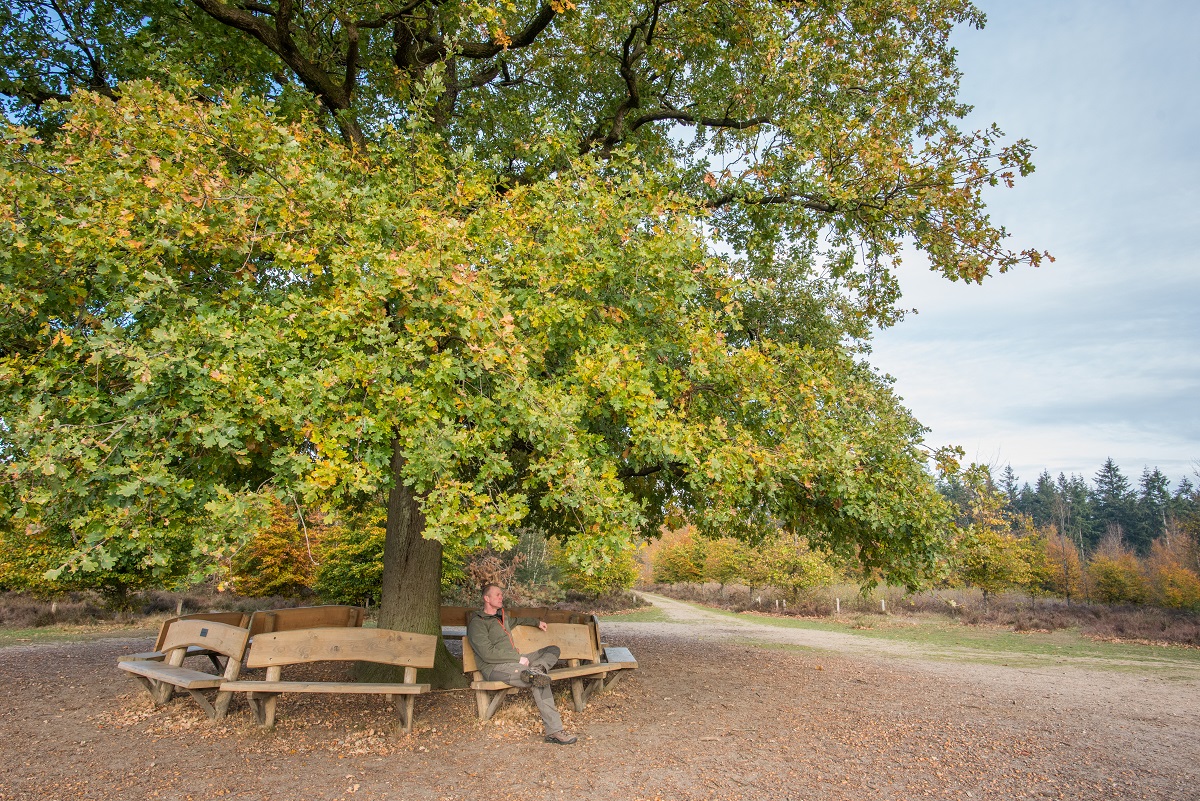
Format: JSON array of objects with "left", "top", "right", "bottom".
[{"left": 867, "top": 0, "right": 1200, "bottom": 491}]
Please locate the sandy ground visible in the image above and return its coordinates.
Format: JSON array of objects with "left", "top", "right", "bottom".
[{"left": 0, "top": 593, "right": 1196, "bottom": 801}]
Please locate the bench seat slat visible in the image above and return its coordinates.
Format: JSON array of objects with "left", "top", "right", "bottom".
[
  {"left": 545, "top": 663, "right": 621, "bottom": 680},
  {"left": 118, "top": 661, "right": 224, "bottom": 690},
  {"left": 602, "top": 646, "right": 637, "bottom": 666},
  {"left": 220, "top": 680, "right": 430, "bottom": 695}
]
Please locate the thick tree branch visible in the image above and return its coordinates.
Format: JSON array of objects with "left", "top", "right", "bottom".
[
  {"left": 617, "top": 461, "right": 688, "bottom": 479},
  {"left": 605, "top": 1, "right": 663, "bottom": 151},
  {"left": 344, "top": 22, "right": 360, "bottom": 100},
  {"left": 48, "top": 0, "right": 116, "bottom": 98},
  {"left": 351, "top": 0, "right": 426, "bottom": 30},
  {"left": 465, "top": 62, "right": 502, "bottom": 89},
  {"left": 398, "top": 2, "right": 558, "bottom": 67},
  {"left": 629, "top": 109, "right": 771, "bottom": 132},
  {"left": 705, "top": 190, "right": 838, "bottom": 213},
  {"left": 189, "top": 0, "right": 366, "bottom": 148},
  {"left": 0, "top": 85, "right": 72, "bottom": 107}
]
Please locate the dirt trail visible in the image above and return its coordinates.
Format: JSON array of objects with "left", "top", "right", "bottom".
[
  {"left": 616, "top": 591, "right": 1200, "bottom": 786},
  {"left": 0, "top": 599, "right": 1197, "bottom": 801},
  {"left": 620, "top": 592, "right": 1200, "bottom": 723}
]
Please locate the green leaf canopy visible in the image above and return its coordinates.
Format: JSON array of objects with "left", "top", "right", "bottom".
[{"left": 0, "top": 1, "right": 1041, "bottom": 592}]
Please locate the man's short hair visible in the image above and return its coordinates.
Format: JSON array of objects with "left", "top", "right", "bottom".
[{"left": 481, "top": 583, "right": 502, "bottom": 597}]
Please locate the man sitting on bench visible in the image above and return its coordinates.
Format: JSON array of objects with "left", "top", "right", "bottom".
[{"left": 466, "top": 584, "right": 578, "bottom": 745}]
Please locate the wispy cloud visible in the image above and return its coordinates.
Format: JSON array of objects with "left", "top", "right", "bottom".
[{"left": 868, "top": 0, "right": 1200, "bottom": 487}]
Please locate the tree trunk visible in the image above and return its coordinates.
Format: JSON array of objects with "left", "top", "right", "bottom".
[{"left": 358, "top": 439, "right": 467, "bottom": 689}]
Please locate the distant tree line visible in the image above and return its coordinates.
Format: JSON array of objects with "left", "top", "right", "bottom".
[
  {"left": 646, "top": 459, "right": 1200, "bottom": 611},
  {"left": 939, "top": 458, "right": 1198, "bottom": 557}
]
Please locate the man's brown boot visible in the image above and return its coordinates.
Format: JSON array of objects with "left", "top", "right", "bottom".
[
  {"left": 544, "top": 730, "right": 577, "bottom": 745},
  {"left": 520, "top": 668, "right": 552, "bottom": 688}
]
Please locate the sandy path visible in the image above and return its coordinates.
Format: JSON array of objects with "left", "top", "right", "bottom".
[
  {"left": 621, "top": 592, "right": 1200, "bottom": 715},
  {"left": 1, "top": 599, "right": 1197, "bottom": 800},
  {"left": 611, "top": 592, "right": 1200, "bottom": 794}
]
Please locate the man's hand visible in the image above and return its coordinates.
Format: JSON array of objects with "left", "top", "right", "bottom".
[
  {"left": 538, "top": 620, "right": 548, "bottom": 631},
  {"left": 519, "top": 656, "right": 530, "bottom": 666}
]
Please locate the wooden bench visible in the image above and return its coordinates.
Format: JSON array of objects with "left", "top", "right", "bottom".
[
  {"left": 462, "top": 621, "right": 637, "bottom": 721},
  {"left": 118, "top": 620, "right": 249, "bottom": 719},
  {"left": 221, "top": 627, "right": 436, "bottom": 733},
  {"left": 117, "top": 611, "right": 249, "bottom": 669},
  {"left": 247, "top": 604, "right": 365, "bottom": 637}
]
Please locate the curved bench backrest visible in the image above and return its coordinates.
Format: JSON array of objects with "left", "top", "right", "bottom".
[
  {"left": 512, "top": 622, "right": 598, "bottom": 662},
  {"left": 245, "top": 627, "right": 436, "bottom": 670},
  {"left": 160, "top": 620, "right": 250, "bottom": 664},
  {"left": 247, "top": 605, "right": 365, "bottom": 637},
  {"left": 153, "top": 611, "right": 249, "bottom": 651}
]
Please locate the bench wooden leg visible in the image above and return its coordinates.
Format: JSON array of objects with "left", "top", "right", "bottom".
[
  {"left": 580, "top": 675, "right": 605, "bottom": 707},
  {"left": 248, "top": 692, "right": 280, "bottom": 728},
  {"left": 570, "top": 677, "right": 586, "bottom": 713},
  {"left": 131, "top": 675, "right": 155, "bottom": 698},
  {"left": 395, "top": 695, "right": 416, "bottom": 734},
  {"left": 262, "top": 694, "right": 279, "bottom": 728},
  {"left": 600, "top": 669, "right": 625, "bottom": 693},
  {"left": 214, "top": 690, "right": 236, "bottom": 720},
  {"left": 187, "top": 689, "right": 218, "bottom": 719},
  {"left": 473, "top": 689, "right": 490, "bottom": 719},
  {"left": 480, "top": 688, "right": 515, "bottom": 721},
  {"left": 137, "top": 676, "right": 174, "bottom": 705},
  {"left": 247, "top": 696, "right": 265, "bottom": 725}
]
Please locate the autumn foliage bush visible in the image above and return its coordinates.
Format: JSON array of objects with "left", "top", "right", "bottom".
[
  {"left": 228, "top": 500, "right": 323, "bottom": 599},
  {"left": 1145, "top": 538, "right": 1200, "bottom": 610},
  {"left": 649, "top": 527, "right": 708, "bottom": 584},
  {"left": 648, "top": 526, "right": 838, "bottom": 600},
  {"left": 312, "top": 521, "right": 387, "bottom": 607},
  {"left": 549, "top": 537, "right": 639, "bottom": 597},
  {"left": 1088, "top": 553, "right": 1147, "bottom": 605}
]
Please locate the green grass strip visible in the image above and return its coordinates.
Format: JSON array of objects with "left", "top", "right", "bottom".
[
  {"left": 601, "top": 606, "right": 672, "bottom": 623},
  {"left": 667, "top": 600, "right": 1200, "bottom": 674}
]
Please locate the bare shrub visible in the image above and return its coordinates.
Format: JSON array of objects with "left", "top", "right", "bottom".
[
  {"left": 464, "top": 551, "right": 527, "bottom": 603},
  {"left": 0, "top": 592, "right": 108, "bottom": 627}
]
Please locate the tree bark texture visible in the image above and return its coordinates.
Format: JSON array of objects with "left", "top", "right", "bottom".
[{"left": 359, "top": 439, "right": 467, "bottom": 688}]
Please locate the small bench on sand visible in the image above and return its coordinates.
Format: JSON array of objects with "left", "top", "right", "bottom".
[
  {"left": 118, "top": 620, "right": 249, "bottom": 719},
  {"left": 220, "top": 627, "right": 436, "bottom": 733},
  {"left": 462, "top": 621, "right": 636, "bottom": 721}
]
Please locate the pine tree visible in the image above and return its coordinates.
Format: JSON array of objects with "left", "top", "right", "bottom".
[
  {"left": 998, "top": 465, "right": 1021, "bottom": 510},
  {"left": 1134, "top": 467, "right": 1171, "bottom": 555},
  {"left": 1055, "top": 472, "right": 1094, "bottom": 553},
  {"left": 1091, "top": 459, "right": 1136, "bottom": 551},
  {"left": 1029, "top": 471, "right": 1057, "bottom": 528}
]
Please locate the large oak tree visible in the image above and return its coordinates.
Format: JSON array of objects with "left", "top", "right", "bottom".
[{"left": 1, "top": 0, "right": 1044, "bottom": 684}]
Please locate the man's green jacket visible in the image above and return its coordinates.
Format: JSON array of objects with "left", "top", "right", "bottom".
[{"left": 466, "top": 609, "right": 541, "bottom": 671}]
